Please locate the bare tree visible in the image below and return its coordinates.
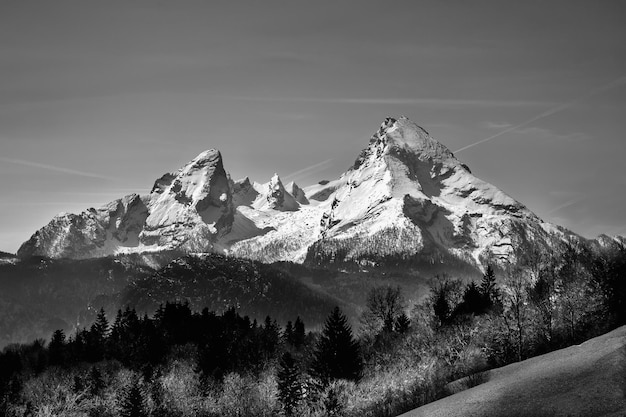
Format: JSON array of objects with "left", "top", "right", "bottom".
[
  {"left": 528, "top": 260, "right": 557, "bottom": 345},
  {"left": 502, "top": 264, "right": 531, "bottom": 362},
  {"left": 361, "top": 286, "right": 406, "bottom": 334},
  {"left": 555, "top": 237, "right": 597, "bottom": 342}
]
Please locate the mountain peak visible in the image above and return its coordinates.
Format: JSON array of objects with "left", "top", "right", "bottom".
[
  {"left": 185, "top": 149, "right": 223, "bottom": 171},
  {"left": 377, "top": 116, "right": 455, "bottom": 161},
  {"left": 194, "top": 148, "right": 221, "bottom": 161},
  {"left": 265, "top": 174, "right": 299, "bottom": 211},
  {"left": 286, "top": 181, "right": 309, "bottom": 205},
  {"left": 354, "top": 116, "right": 456, "bottom": 171}
]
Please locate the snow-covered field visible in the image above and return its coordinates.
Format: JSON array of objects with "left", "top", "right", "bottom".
[{"left": 402, "top": 326, "right": 626, "bottom": 417}]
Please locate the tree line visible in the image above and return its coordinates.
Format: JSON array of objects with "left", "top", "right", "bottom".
[
  {"left": 0, "top": 301, "right": 363, "bottom": 416},
  {"left": 0, "top": 237, "right": 624, "bottom": 416}
]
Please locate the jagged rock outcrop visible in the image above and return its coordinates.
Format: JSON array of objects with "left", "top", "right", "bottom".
[
  {"left": 140, "top": 149, "right": 234, "bottom": 251},
  {"left": 264, "top": 174, "right": 299, "bottom": 211},
  {"left": 287, "top": 181, "right": 309, "bottom": 205},
  {"left": 232, "top": 177, "right": 258, "bottom": 207},
  {"left": 19, "top": 150, "right": 235, "bottom": 259}
]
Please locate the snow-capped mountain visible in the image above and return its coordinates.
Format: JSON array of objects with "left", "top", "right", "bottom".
[
  {"left": 18, "top": 116, "right": 578, "bottom": 268},
  {"left": 19, "top": 149, "right": 235, "bottom": 259}
]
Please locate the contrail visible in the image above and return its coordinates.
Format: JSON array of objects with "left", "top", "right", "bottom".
[
  {"left": 284, "top": 159, "right": 333, "bottom": 182},
  {"left": 224, "top": 95, "right": 552, "bottom": 108},
  {"left": 0, "top": 157, "right": 119, "bottom": 181},
  {"left": 455, "top": 75, "right": 626, "bottom": 153},
  {"left": 546, "top": 196, "right": 586, "bottom": 215}
]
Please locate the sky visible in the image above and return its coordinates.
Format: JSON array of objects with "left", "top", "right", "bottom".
[{"left": 1, "top": 0, "right": 625, "bottom": 253}]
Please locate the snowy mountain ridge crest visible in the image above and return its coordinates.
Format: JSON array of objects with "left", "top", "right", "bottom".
[{"left": 18, "top": 116, "right": 578, "bottom": 268}]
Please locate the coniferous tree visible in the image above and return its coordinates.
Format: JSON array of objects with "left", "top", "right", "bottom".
[
  {"left": 284, "top": 321, "right": 294, "bottom": 345},
  {"left": 91, "top": 308, "right": 109, "bottom": 341},
  {"left": 116, "top": 307, "right": 142, "bottom": 366},
  {"left": 277, "top": 352, "right": 303, "bottom": 416},
  {"left": 119, "top": 379, "right": 147, "bottom": 417},
  {"left": 48, "top": 329, "right": 66, "bottom": 366},
  {"left": 261, "top": 316, "right": 281, "bottom": 362},
  {"left": 433, "top": 290, "right": 450, "bottom": 325},
  {"left": 138, "top": 316, "right": 165, "bottom": 366},
  {"left": 107, "top": 309, "right": 124, "bottom": 359},
  {"left": 293, "top": 317, "right": 306, "bottom": 348},
  {"left": 457, "top": 282, "right": 487, "bottom": 316},
  {"left": 312, "top": 307, "right": 362, "bottom": 383},
  {"left": 87, "top": 366, "right": 105, "bottom": 397},
  {"left": 68, "top": 330, "right": 88, "bottom": 363},
  {"left": 88, "top": 308, "right": 109, "bottom": 362},
  {"left": 481, "top": 265, "right": 498, "bottom": 307}
]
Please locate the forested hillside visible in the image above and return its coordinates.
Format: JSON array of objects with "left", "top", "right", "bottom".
[{"left": 1, "top": 238, "right": 624, "bottom": 416}]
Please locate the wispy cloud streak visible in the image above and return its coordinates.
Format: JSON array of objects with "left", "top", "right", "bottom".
[
  {"left": 224, "top": 95, "right": 551, "bottom": 108},
  {"left": 455, "top": 75, "right": 626, "bottom": 153},
  {"left": 284, "top": 159, "right": 333, "bottom": 182},
  {"left": 0, "top": 157, "right": 118, "bottom": 181},
  {"left": 546, "top": 197, "right": 586, "bottom": 215},
  {"left": 0, "top": 201, "right": 96, "bottom": 207}
]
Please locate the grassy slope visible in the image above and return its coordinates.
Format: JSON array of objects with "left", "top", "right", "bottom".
[{"left": 402, "top": 326, "right": 626, "bottom": 417}]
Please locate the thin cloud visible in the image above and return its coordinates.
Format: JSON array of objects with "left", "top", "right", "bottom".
[
  {"left": 224, "top": 95, "right": 552, "bottom": 108},
  {"left": 0, "top": 157, "right": 119, "bottom": 181},
  {"left": 284, "top": 159, "right": 333, "bottom": 182},
  {"left": 455, "top": 75, "right": 626, "bottom": 153},
  {"left": 485, "top": 121, "right": 513, "bottom": 130},
  {"left": 56, "top": 189, "right": 144, "bottom": 196},
  {"left": 546, "top": 197, "right": 586, "bottom": 215},
  {"left": 0, "top": 201, "right": 92, "bottom": 207},
  {"left": 509, "top": 126, "right": 589, "bottom": 142}
]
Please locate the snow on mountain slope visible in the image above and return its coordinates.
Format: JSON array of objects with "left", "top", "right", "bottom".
[
  {"left": 139, "top": 149, "right": 234, "bottom": 251},
  {"left": 18, "top": 193, "right": 150, "bottom": 259},
  {"left": 401, "top": 325, "right": 626, "bottom": 417},
  {"left": 19, "top": 150, "right": 234, "bottom": 259},
  {"left": 301, "top": 116, "right": 565, "bottom": 266},
  {"left": 18, "top": 116, "right": 576, "bottom": 268}
]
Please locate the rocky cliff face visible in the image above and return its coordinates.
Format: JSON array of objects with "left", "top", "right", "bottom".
[
  {"left": 140, "top": 149, "right": 234, "bottom": 252},
  {"left": 18, "top": 150, "right": 235, "bottom": 259},
  {"left": 19, "top": 116, "right": 582, "bottom": 268}
]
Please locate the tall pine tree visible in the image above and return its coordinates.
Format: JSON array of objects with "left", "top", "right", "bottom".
[
  {"left": 293, "top": 317, "right": 305, "bottom": 348},
  {"left": 48, "top": 329, "right": 66, "bottom": 366},
  {"left": 481, "top": 265, "right": 498, "bottom": 307},
  {"left": 88, "top": 308, "right": 109, "bottom": 362},
  {"left": 277, "top": 352, "right": 303, "bottom": 416},
  {"left": 311, "top": 307, "right": 362, "bottom": 384}
]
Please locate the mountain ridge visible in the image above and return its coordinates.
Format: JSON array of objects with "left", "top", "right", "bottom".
[{"left": 18, "top": 116, "right": 590, "bottom": 268}]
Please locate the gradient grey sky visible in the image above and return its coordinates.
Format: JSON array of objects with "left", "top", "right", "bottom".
[{"left": 1, "top": 0, "right": 625, "bottom": 253}]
